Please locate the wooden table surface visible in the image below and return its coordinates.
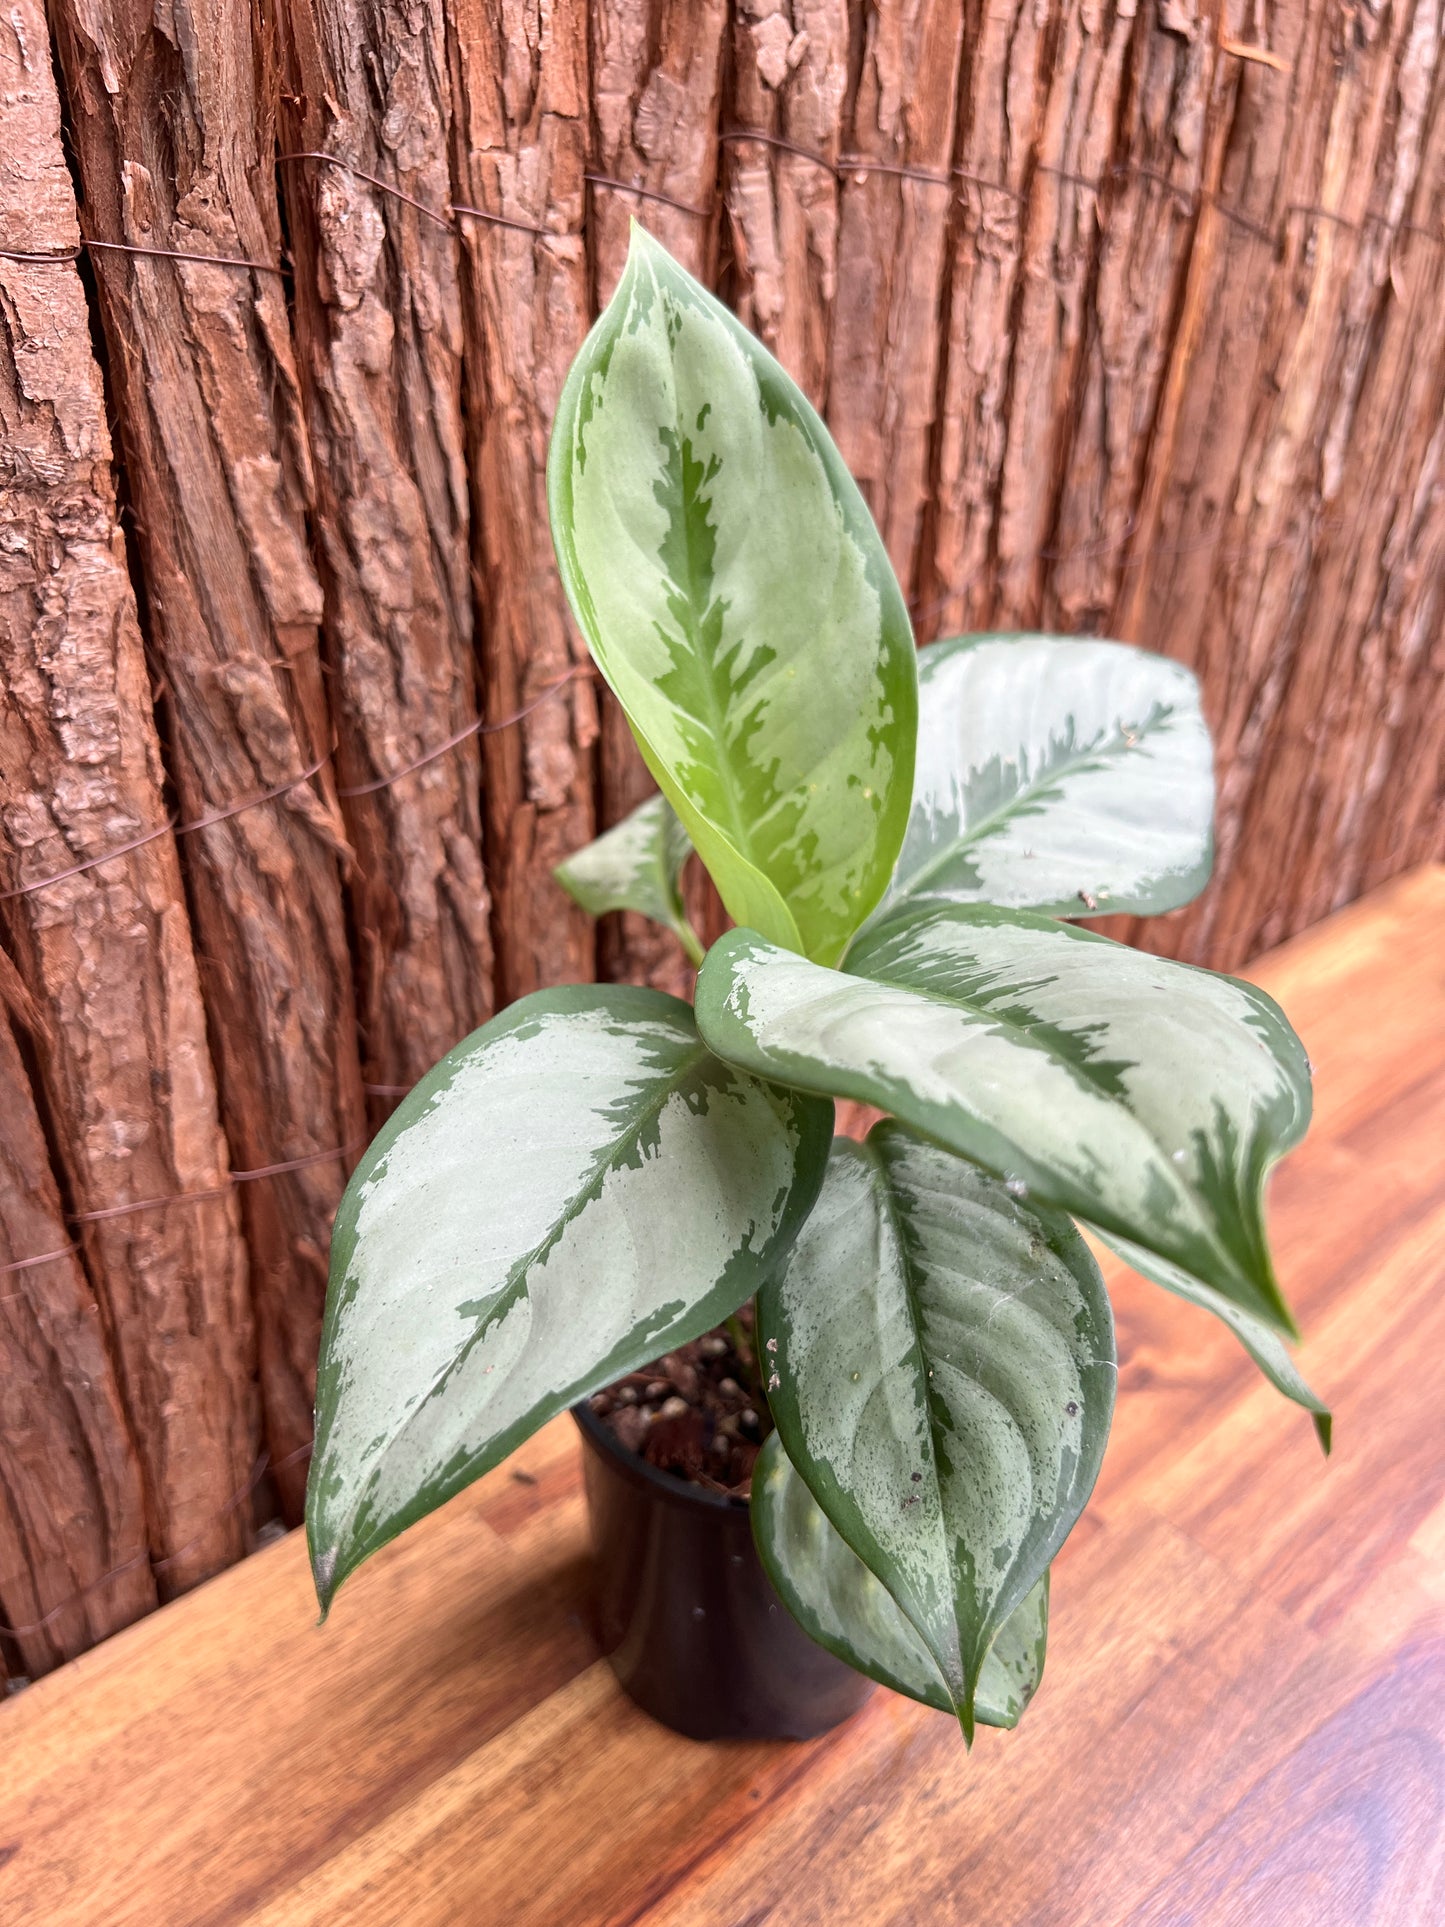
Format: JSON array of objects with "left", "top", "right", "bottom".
[{"left": 4, "top": 866, "right": 1445, "bottom": 1927}]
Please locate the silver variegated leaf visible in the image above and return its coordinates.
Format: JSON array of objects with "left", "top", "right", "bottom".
[
  {"left": 548, "top": 223, "right": 917, "bottom": 966},
  {"left": 877, "top": 633, "right": 1213, "bottom": 927},
  {"left": 1102, "top": 1231, "right": 1331, "bottom": 1452},
  {"left": 756, "top": 1127, "right": 1111, "bottom": 1738},
  {"left": 695, "top": 903, "right": 1311, "bottom": 1335},
  {"left": 554, "top": 793, "right": 702, "bottom": 964},
  {"left": 752, "top": 1431, "right": 1050, "bottom": 1729},
  {"left": 306, "top": 986, "right": 831, "bottom": 1611}
]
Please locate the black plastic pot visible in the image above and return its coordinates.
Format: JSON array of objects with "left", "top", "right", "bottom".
[{"left": 573, "top": 1402, "right": 873, "bottom": 1741}]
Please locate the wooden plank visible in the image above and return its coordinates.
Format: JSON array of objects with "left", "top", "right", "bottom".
[{"left": 1, "top": 867, "right": 1442, "bottom": 1923}]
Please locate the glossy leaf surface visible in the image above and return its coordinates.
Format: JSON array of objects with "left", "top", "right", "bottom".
[
  {"left": 554, "top": 793, "right": 702, "bottom": 963},
  {"left": 753, "top": 1431, "right": 1050, "bottom": 1728},
  {"left": 1102, "top": 1231, "right": 1331, "bottom": 1451},
  {"left": 757, "top": 1127, "right": 1111, "bottom": 1736},
  {"left": 878, "top": 633, "right": 1213, "bottom": 928},
  {"left": 307, "top": 986, "right": 831, "bottom": 1610},
  {"left": 548, "top": 224, "right": 917, "bottom": 965},
  {"left": 696, "top": 904, "right": 1311, "bottom": 1334}
]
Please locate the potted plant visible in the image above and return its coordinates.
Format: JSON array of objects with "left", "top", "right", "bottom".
[{"left": 305, "top": 226, "right": 1327, "bottom": 1747}]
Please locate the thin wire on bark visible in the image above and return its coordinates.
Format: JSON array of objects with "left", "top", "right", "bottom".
[
  {"left": 8, "top": 142, "right": 1434, "bottom": 283},
  {"left": 0, "top": 671, "right": 595, "bottom": 904},
  {"left": 0, "top": 1441, "right": 315, "bottom": 1644}
]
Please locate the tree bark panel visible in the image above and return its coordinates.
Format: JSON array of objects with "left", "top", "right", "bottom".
[
  {"left": 46, "top": 0, "right": 370, "bottom": 1517},
  {"left": 0, "top": 0, "right": 259, "bottom": 1588},
  {"left": 1116, "top": 0, "right": 1445, "bottom": 966},
  {"left": 1042, "top": 13, "right": 1216, "bottom": 638},
  {"left": 447, "top": 0, "right": 598, "bottom": 1003},
  {"left": 279, "top": 0, "right": 496, "bottom": 1095},
  {"left": 724, "top": 0, "right": 850, "bottom": 410},
  {"left": 0, "top": 1013, "right": 156, "bottom": 1679},
  {"left": 826, "top": 0, "right": 966, "bottom": 585}
]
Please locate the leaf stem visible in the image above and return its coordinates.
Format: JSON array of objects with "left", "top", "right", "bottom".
[
  {"left": 673, "top": 915, "right": 706, "bottom": 967},
  {"left": 726, "top": 1298, "right": 765, "bottom": 1407}
]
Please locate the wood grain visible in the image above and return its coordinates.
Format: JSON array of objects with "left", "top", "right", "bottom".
[{"left": 2, "top": 866, "right": 1441, "bottom": 1924}]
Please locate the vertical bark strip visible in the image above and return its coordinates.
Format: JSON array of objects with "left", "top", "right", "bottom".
[
  {"left": 723, "top": 0, "right": 849, "bottom": 408},
  {"left": 279, "top": 0, "right": 495, "bottom": 1092},
  {"left": 966, "top": 0, "right": 1136, "bottom": 628},
  {"left": 0, "top": 1013, "right": 156, "bottom": 1677},
  {"left": 1114, "top": 0, "right": 1445, "bottom": 965},
  {"left": 826, "top": 1, "right": 966, "bottom": 590},
  {"left": 588, "top": 0, "right": 726, "bottom": 992},
  {"left": 447, "top": 1, "right": 598, "bottom": 1003},
  {"left": 589, "top": 0, "right": 726, "bottom": 300},
  {"left": 919, "top": 0, "right": 1141, "bottom": 635},
  {"left": 47, "top": 0, "right": 368, "bottom": 1516},
  {"left": 1043, "top": 12, "right": 1216, "bottom": 636},
  {"left": 917, "top": 0, "right": 1445, "bottom": 968},
  {"left": 0, "top": 0, "right": 256, "bottom": 1587}
]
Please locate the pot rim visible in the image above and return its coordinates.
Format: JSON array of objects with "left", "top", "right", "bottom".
[{"left": 571, "top": 1397, "right": 751, "bottom": 1515}]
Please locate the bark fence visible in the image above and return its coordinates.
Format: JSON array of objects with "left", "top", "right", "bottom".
[{"left": 3, "top": 0, "right": 1442, "bottom": 1679}]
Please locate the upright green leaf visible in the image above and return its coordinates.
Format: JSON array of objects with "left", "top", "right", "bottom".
[
  {"left": 1101, "top": 1232, "right": 1331, "bottom": 1452},
  {"left": 696, "top": 904, "right": 1311, "bottom": 1335},
  {"left": 548, "top": 223, "right": 917, "bottom": 965},
  {"left": 307, "top": 986, "right": 831, "bottom": 1611},
  {"left": 756, "top": 1127, "right": 1112, "bottom": 1738},
  {"left": 877, "top": 633, "right": 1214, "bottom": 929},
  {"left": 752, "top": 1432, "right": 1050, "bottom": 1729},
  {"left": 554, "top": 793, "right": 702, "bottom": 964}
]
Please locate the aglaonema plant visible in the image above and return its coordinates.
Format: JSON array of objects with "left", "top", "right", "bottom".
[{"left": 306, "top": 225, "right": 1326, "bottom": 1744}]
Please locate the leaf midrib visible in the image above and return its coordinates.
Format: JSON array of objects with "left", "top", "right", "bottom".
[
  {"left": 660, "top": 277, "right": 757, "bottom": 868},
  {"left": 889, "top": 707, "right": 1175, "bottom": 910},
  {"left": 333, "top": 1033, "right": 714, "bottom": 1566},
  {"left": 856, "top": 1135, "right": 971, "bottom": 1697},
  {"left": 827, "top": 945, "right": 1234, "bottom": 1288}
]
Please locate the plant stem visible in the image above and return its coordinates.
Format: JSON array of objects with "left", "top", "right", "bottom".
[
  {"left": 672, "top": 914, "right": 705, "bottom": 967},
  {"left": 725, "top": 1297, "right": 766, "bottom": 1407}
]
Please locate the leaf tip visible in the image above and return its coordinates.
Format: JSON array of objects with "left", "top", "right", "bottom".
[
  {"left": 1313, "top": 1410, "right": 1333, "bottom": 1457},
  {"left": 551, "top": 851, "right": 584, "bottom": 906},
  {"left": 308, "top": 1531, "right": 342, "bottom": 1622},
  {"left": 1254, "top": 1266, "right": 1303, "bottom": 1346},
  {"left": 954, "top": 1695, "right": 976, "bottom": 1750},
  {"left": 952, "top": 1648, "right": 985, "bottom": 1749},
  {"left": 625, "top": 216, "right": 662, "bottom": 265}
]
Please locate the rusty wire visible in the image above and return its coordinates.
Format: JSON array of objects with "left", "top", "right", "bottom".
[{"left": 4, "top": 126, "right": 1439, "bottom": 286}]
